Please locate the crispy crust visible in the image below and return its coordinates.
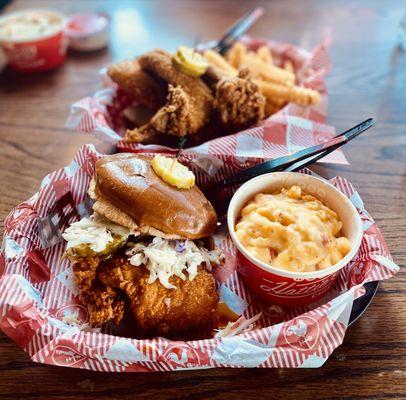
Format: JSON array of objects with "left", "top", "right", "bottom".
[
  {"left": 124, "top": 49, "right": 214, "bottom": 142},
  {"left": 98, "top": 256, "right": 219, "bottom": 336},
  {"left": 214, "top": 69, "right": 266, "bottom": 128},
  {"left": 72, "top": 256, "right": 125, "bottom": 326},
  {"left": 107, "top": 59, "right": 167, "bottom": 109}
]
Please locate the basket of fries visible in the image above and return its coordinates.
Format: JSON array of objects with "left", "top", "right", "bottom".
[{"left": 67, "top": 37, "right": 347, "bottom": 166}]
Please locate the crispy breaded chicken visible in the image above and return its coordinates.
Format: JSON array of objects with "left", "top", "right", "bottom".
[
  {"left": 125, "top": 49, "right": 214, "bottom": 141},
  {"left": 72, "top": 256, "right": 124, "bottom": 326},
  {"left": 214, "top": 69, "right": 266, "bottom": 129},
  {"left": 150, "top": 85, "right": 195, "bottom": 136},
  {"left": 125, "top": 84, "right": 196, "bottom": 143},
  {"left": 98, "top": 256, "right": 219, "bottom": 337},
  {"left": 107, "top": 59, "right": 167, "bottom": 109}
]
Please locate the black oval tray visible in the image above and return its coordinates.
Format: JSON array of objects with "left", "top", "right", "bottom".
[{"left": 349, "top": 281, "right": 379, "bottom": 326}]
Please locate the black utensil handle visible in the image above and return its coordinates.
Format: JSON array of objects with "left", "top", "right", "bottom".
[
  {"left": 215, "top": 7, "right": 265, "bottom": 54},
  {"left": 287, "top": 118, "right": 376, "bottom": 172},
  {"left": 218, "top": 136, "right": 346, "bottom": 188},
  {"left": 341, "top": 117, "right": 375, "bottom": 141},
  {"left": 218, "top": 118, "right": 375, "bottom": 188}
]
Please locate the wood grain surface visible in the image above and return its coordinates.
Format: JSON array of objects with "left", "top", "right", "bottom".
[{"left": 0, "top": 0, "right": 405, "bottom": 399}]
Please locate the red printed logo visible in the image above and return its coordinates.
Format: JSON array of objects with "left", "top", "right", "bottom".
[
  {"left": 260, "top": 274, "right": 336, "bottom": 299},
  {"left": 51, "top": 345, "right": 86, "bottom": 367},
  {"left": 5, "top": 44, "right": 37, "bottom": 63},
  {"left": 263, "top": 304, "right": 286, "bottom": 318},
  {"left": 4, "top": 205, "right": 36, "bottom": 231},
  {"left": 283, "top": 316, "right": 320, "bottom": 351},
  {"left": 163, "top": 344, "right": 201, "bottom": 369},
  {"left": 55, "top": 304, "right": 88, "bottom": 324}
]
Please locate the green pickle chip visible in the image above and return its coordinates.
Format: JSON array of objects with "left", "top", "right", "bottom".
[
  {"left": 173, "top": 46, "right": 208, "bottom": 78},
  {"left": 69, "top": 235, "right": 126, "bottom": 259}
]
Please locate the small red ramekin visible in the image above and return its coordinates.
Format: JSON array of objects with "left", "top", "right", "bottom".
[
  {"left": 0, "top": 9, "right": 67, "bottom": 73},
  {"left": 227, "top": 172, "right": 363, "bottom": 307},
  {"left": 65, "top": 13, "right": 109, "bottom": 52}
]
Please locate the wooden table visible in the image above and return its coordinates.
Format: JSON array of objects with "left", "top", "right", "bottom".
[{"left": 0, "top": 0, "right": 405, "bottom": 398}]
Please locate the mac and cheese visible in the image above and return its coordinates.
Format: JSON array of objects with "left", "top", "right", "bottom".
[{"left": 235, "top": 185, "right": 351, "bottom": 272}]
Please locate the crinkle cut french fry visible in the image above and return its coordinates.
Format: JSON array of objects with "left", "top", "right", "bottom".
[
  {"left": 256, "top": 80, "right": 321, "bottom": 106},
  {"left": 242, "top": 55, "right": 295, "bottom": 86},
  {"left": 290, "top": 86, "right": 321, "bottom": 106},
  {"left": 283, "top": 60, "right": 294, "bottom": 74},
  {"left": 226, "top": 42, "right": 247, "bottom": 69},
  {"left": 265, "top": 101, "right": 283, "bottom": 116},
  {"left": 204, "top": 50, "right": 237, "bottom": 77},
  {"left": 255, "top": 80, "right": 291, "bottom": 101},
  {"left": 266, "top": 96, "right": 286, "bottom": 106},
  {"left": 256, "top": 46, "right": 273, "bottom": 65}
]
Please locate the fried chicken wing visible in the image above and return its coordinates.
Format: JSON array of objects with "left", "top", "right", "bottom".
[
  {"left": 107, "top": 59, "right": 167, "bottom": 109},
  {"left": 214, "top": 69, "right": 266, "bottom": 129},
  {"left": 126, "top": 84, "right": 196, "bottom": 143},
  {"left": 124, "top": 123, "right": 162, "bottom": 145},
  {"left": 125, "top": 49, "right": 214, "bottom": 142},
  {"left": 150, "top": 84, "right": 195, "bottom": 135},
  {"left": 72, "top": 256, "right": 124, "bottom": 326},
  {"left": 98, "top": 256, "right": 219, "bottom": 336}
]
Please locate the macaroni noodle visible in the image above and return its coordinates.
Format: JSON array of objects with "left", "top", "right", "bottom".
[{"left": 235, "top": 186, "right": 351, "bottom": 272}]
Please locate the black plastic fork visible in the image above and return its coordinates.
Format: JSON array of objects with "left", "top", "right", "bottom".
[{"left": 208, "top": 118, "right": 375, "bottom": 215}]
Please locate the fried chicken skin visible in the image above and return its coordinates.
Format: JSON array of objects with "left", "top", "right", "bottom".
[
  {"left": 125, "top": 49, "right": 214, "bottom": 141},
  {"left": 125, "top": 84, "right": 197, "bottom": 143},
  {"left": 107, "top": 59, "right": 167, "bottom": 109},
  {"left": 214, "top": 69, "right": 266, "bottom": 129},
  {"left": 72, "top": 256, "right": 125, "bottom": 326},
  {"left": 150, "top": 84, "right": 195, "bottom": 136},
  {"left": 98, "top": 256, "right": 219, "bottom": 337},
  {"left": 127, "top": 84, "right": 200, "bottom": 143}
]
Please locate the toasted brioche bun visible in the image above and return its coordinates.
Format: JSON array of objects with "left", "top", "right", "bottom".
[{"left": 89, "top": 153, "right": 218, "bottom": 240}]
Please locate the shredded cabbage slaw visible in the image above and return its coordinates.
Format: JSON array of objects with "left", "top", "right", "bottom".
[
  {"left": 62, "top": 214, "right": 130, "bottom": 254},
  {"left": 126, "top": 237, "right": 224, "bottom": 289}
]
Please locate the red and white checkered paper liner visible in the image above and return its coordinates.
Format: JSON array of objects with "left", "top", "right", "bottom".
[
  {"left": 66, "top": 37, "right": 348, "bottom": 166},
  {"left": 0, "top": 144, "right": 398, "bottom": 371}
]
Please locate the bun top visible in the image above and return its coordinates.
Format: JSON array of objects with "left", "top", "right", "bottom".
[{"left": 94, "top": 153, "right": 218, "bottom": 239}]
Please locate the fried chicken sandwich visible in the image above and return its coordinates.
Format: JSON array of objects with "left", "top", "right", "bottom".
[{"left": 62, "top": 153, "right": 224, "bottom": 338}]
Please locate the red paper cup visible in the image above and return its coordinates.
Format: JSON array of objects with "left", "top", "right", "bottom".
[
  {"left": 227, "top": 172, "right": 363, "bottom": 307},
  {"left": 0, "top": 9, "right": 67, "bottom": 73}
]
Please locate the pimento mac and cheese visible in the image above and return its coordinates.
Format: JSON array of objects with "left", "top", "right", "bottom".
[
  {"left": 0, "top": 11, "right": 62, "bottom": 41},
  {"left": 235, "top": 185, "right": 351, "bottom": 272}
]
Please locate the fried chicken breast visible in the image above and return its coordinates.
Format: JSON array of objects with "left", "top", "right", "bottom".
[
  {"left": 126, "top": 49, "right": 214, "bottom": 142},
  {"left": 98, "top": 256, "right": 219, "bottom": 337},
  {"left": 72, "top": 256, "right": 125, "bottom": 326},
  {"left": 107, "top": 59, "right": 167, "bottom": 109},
  {"left": 125, "top": 85, "right": 197, "bottom": 144}
]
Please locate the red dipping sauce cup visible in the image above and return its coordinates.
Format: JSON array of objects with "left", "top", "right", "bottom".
[
  {"left": 227, "top": 172, "right": 363, "bottom": 307},
  {"left": 0, "top": 9, "right": 67, "bottom": 73},
  {"left": 65, "top": 13, "right": 109, "bottom": 52}
]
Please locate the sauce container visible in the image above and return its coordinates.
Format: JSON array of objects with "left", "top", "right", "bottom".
[{"left": 65, "top": 13, "right": 109, "bottom": 52}]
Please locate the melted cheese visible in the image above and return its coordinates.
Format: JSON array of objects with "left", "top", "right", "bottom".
[{"left": 235, "top": 186, "right": 351, "bottom": 272}]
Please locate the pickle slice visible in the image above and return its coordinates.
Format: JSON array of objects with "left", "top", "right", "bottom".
[
  {"left": 173, "top": 46, "right": 208, "bottom": 77},
  {"left": 151, "top": 155, "right": 195, "bottom": 189}
]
